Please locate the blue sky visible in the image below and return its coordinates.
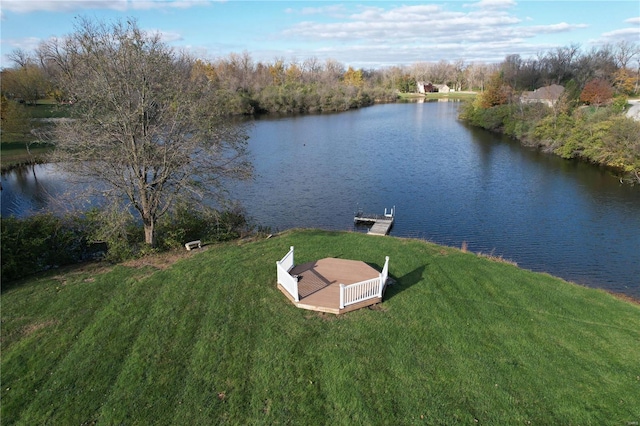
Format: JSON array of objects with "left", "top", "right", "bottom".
[{"left": 1, "top": 0, "right": 638, "bottom": 69}]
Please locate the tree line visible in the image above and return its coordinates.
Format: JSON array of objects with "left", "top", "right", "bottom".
[
  {"left": 2, "top": 39, "right": 639, "bottom": 114},
  {"left": 460, "top": 42, "right": 640, "bottom": 183}
]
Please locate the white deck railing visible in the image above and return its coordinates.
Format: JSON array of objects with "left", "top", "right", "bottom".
[
  {"left": 340, "top": 256, "right": 390, "bottom": 309},
  {"left": 380, "top": 256, "right": 389, "bottom": 293},
  {"left": 276, "top": 246, "right": 299, "bottom": 302}
]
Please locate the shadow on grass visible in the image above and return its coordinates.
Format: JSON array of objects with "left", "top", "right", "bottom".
[{"left": 383, "top": 264, "right": 427, "bottom": 301}]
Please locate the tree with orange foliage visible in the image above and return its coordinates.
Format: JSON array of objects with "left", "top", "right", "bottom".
[
  {"left": 613, "top": 69, "right": 636, "bottom": 95},
  {"left": 476, "top": 71, "right": 512, "bottom": 109},
  {"left": 343, "top": 66, "right": 364, "bottom": 88},
  {"left": 579, "top": 79, "right": 613, "bottom": 106}
]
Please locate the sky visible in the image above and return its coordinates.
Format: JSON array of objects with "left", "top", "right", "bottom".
[{"left": 0, "top": 0, "right": 639, "bottom": 69}]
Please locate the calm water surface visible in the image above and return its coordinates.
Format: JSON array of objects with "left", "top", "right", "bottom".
[
  {"left": 231, "top": 102, "right": 640, "bottom": 297},
  {"left": 2, "top": 102, "right": 639, "bottom": 297}
]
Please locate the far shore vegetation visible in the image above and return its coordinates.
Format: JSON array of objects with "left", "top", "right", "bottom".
[
  {"left": 3, "top": 39, "right": 638, "bottom": 177},
  {"left": 2, "top": 229, "right": 639, "bottom": 424}
]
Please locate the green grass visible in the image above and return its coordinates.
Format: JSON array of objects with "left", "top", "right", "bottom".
[
  {"left": 21, "top": 100, "right": 72, "bottom": 119},
  {"left": 2, "top": 229, "right": 639, "bottom": 424},
  {"left": 0, "top": 141, "right": 52, "bottom": 171},
  {"left": 1, "top": 100, "right": 69, "bottom": 170},
  {"left": 399, "top": 92, "right": 477, "bottom": 101}
]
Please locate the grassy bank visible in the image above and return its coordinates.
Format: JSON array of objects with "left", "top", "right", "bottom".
[
  {"left": 1, "top": 101, "right": 67, "bottom": 171},
  {"left": 399, "top": 92, "right": 477, "bottom": 101},
  {"left": 0, "top": 141, "right": 52, "bottom": 172},
  {"left": 2, "top": 229, "right": 639, "bottom": 424}
]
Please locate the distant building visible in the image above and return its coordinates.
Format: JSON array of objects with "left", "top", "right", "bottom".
[
  {"left": 417, "top": 82, "right": 436, "bottom": 94},
  {"left": 520, "top": 84, "right": 565, "bottom": 107},
  {"left": 417, "top": 82, "right": 449, "bottom": 94}
]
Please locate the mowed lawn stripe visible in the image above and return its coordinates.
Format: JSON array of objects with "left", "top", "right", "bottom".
[
  {"left": 98, "top": 263, "right": 212, "bottom": 423},
  {"left": 173, "top": 242, "right": 324, "bottom": 423},
  {"left": 15, "top": 266, "right": 164, "bottom": 425},
  {"left": 1, "top": 267, "right": 128, "bottom": 423}
]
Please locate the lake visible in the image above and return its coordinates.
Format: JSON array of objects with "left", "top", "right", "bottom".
[{"left": 2, "top": 101, "right": 640, "bottom": 297}]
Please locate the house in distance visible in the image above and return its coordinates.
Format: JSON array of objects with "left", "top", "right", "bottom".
[{"left": 520, "top": 84, "right": 565, "bottom": 107}]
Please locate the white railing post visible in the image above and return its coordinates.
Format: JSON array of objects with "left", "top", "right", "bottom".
[
  {"left": 276, "top": 246, "right": 299, "bottom": 302},
  {"left": 379, "top": 256, "right": 390, "bottom": 297},
  {"left": 292, "top": 275, "right": 299, "bottom": 302},
  {"left": 340, "top": 284, "right": 345, "bottom": 309}
]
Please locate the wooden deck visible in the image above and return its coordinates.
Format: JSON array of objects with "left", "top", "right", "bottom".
[{"left": 278, "top": 258, "right": 382, "bottom": 314}]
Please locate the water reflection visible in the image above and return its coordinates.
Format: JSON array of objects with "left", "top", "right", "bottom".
[{"left": 1, "top": 164, "right": 94, "bottom": 217}]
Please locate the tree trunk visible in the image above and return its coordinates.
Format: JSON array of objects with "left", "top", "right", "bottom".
[{"left": 143, "top": 217, "right": 156, "bottom": 247}]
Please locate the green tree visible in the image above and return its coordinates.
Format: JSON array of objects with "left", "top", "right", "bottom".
[
  {"left": 40, "top": 18, "right": 252, "bottom": 247},
  {"left": 0, "top": 61, "right": 49, "bottom": 105},
  {"left": 0, "top": 96, "right": 31, "bottom": 140}
]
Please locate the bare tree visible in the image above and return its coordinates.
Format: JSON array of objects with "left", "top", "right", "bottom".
[
  {"left": 408, "top": 62, "right": 430, "bottom": 84},
  {"left": 542, "top": 43, "right": 581, "bottom": 84},
  {"left": 322, "top": 58, "right": 345, "bottom": 84},
  {"left": 302, "top": 56, "right": 322, "bottom": 82},
  {"left": 613, "top": 40, "right": 640, "bottom": 70},
  {"left": 41, "top": 18, "right": 252, "bottom": 246},
  {"left": 431, "top": 60, "right": 450, "bottom": 85},
  {"left": 7, "top": 48, "right": 33, "bottom": 68}
]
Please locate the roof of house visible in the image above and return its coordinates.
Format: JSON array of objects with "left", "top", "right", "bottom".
[{"left": 521, "top": 84, "right": 564, "bottom": 101}]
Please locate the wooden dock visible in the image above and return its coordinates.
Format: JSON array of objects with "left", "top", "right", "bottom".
[{"left": 354, "top": 206, "right": 395, "bottom": 236}]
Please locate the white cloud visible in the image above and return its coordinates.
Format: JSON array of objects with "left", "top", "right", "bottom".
[
  {"left": 1, "top": 1, "right": 124, "bottom": 13},
  {"left": 464, "top": 0, "right": 517, "bottom": 9},
  {"left": 290, "top": 5, "right": 347, "bottom": 17},
  {"left": 148, "top": 29, "right": 184, "bottom": 43},
  {"left": 275, "top": 2, "right": 598, "bottom": 67},
  {"left": 350, "top": 4, "right": 441, "bottom": 21},
  {"left": 624, "top": 17, "right": 640, "bottom": 24},
  {"left": 0, "top": 0, "right": 211, "bottom": 14},
  {"left": 2, "top": 36, "right": 42, "bottom": 52},
  {"left": 526, "top": 22, "right": 589, "bottom": 34},
  {"left": 601, "top": 27, "right": 640, "bottom": 41},
  {"left": 128, "top": 0, "right": 213, "bottom": 11},
  {"left": 283, "top": 4, "right": 525, "bottom": 45}
]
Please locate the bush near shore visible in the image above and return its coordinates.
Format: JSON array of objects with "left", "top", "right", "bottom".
[
  {"left": 2, "top": 229, "right": 639, "bottom": 424},
  {"left": 1, "top": 207, "right": 252, "bottom": 283},
  {"left": 460, "top": 98, "right": 640, "bottom": 183}
]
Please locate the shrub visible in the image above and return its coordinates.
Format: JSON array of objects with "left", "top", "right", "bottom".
[
  {"left": 157, "top": 204, "right": 252, "bottom": 249},
  {"left": 1, "top": 214, "right": 86, "bottom": 284}
]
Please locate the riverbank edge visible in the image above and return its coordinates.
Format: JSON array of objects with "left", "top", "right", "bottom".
[
  {"left": 4, "top": 226, "right": 639, "bottom": 304},
  {"left": 458, "top": 101, "right": 640, "bottom": 184}
]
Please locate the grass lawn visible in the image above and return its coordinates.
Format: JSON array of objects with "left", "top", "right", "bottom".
[
  {"left": 0, "top": 141, "right": 52, "bottom": 171},
  {"left": 2, "top": 229, "right": 639, "bottom": 424},
  {"left": 1, "top": 101, "right": 69, "bottom": 171},
  {"left": 399, "top": 92, "right": 477, "bottom": 101}
]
